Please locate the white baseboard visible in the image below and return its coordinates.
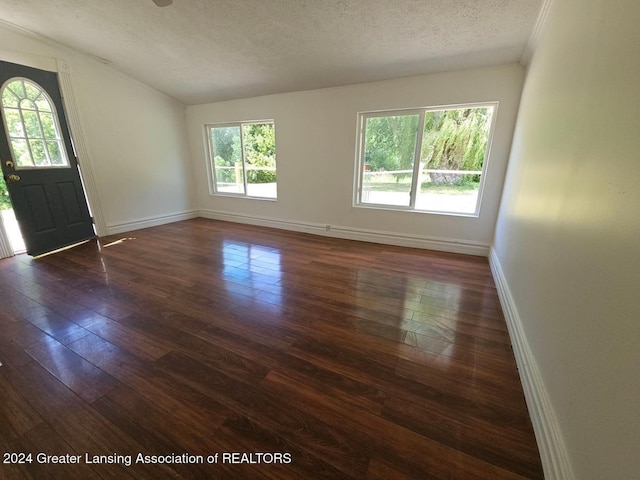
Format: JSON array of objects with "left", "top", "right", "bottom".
[
  {"left": 198, "top": 209, "right": 489, "bottom": 256},
  {"left": 489, "top": 247, "right": 574, "bottom": 480},
  {"left": 199, "top": 209, "right": 327, "bottom": 236},
  {"left": 106, "top": 210, "right": 198, "bottom": 235}
]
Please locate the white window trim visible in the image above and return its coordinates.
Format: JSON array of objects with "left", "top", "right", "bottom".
[
  {"left": 354, "top": 102, "right": 499, "bottom": 217},
  {"left": 204, "top": 119, "right": 277, "bottom": 200}
]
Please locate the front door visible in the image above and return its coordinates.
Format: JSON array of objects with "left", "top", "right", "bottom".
[{"left": 0, "top": 60, "right": 95, "bottom": 256}]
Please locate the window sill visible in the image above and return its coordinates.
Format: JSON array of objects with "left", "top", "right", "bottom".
[
  {"left": 209, "top": 192, "right": 277, "bottom": 202},
  {"left": 353, "top": 203, "right": 480, "bottom": 218}
]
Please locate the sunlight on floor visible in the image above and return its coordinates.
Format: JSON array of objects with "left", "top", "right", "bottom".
[
  {"left": 32, "top": 240, "right": 91, "bottom": 259},
  {"left": 1, "top": 208, "right": 26, "bottom": 253},
  {"left": 102, "top": 237, "right": 136, "bottom": 248}
]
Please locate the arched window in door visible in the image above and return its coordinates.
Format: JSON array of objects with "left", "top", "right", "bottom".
[{"left": 1, "top": 78, "right": 69, "bottom": 168}]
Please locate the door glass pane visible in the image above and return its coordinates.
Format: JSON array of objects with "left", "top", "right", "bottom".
[
  {"left": 39, "top": 112, "right": 57, "bottom": 139},
  {"left": 8, "top": 82, "right": 25, "bottom": 99},
  {"left": 24, "top": 82, "right": 41, "bottom": 100},
  {"left": 47, "top": 141, "right": 64, "bottom": 165},
  {"left": 35, "top": 96, "right": 51, "bottom": 112},
  {"left": 1, "top": 87, "right": 18, "bottom": 107},
  {"left": 29, "top": 139, "right": 48, "bottom": 165},
  {"left": 242, "top": 123, "right": 277, "bottom": 199},
  {"left": 22, "top": 109, "right": 41, "bottom": 137},
  {"left": 416, "top": 106, "right": 493, "bottom": 214},
  {"left": 3, "top": 108, "right": 24, "bottom": 137},
  {"left": 11, "top": 139, "right": 32, "bottom": 167},
  {"left": 361, "top": 114, "right": 419, "bottom": 207},
  {"left": 210, "top": 125, "right": 244, "bottom": 194}
]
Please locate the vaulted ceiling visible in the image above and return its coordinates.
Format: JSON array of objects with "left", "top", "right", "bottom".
[{"left": 0, "top": 0, "right": 543, "bottom": 105}]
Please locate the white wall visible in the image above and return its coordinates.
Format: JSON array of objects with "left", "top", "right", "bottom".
[
  {"left": 187, "top": 65, "right": 524, "bottom": 255},
  {"left": 493, "top": 0, "right": 640, "bottom": 478},
  {"left": 0, "top": 22, "right": 196, "bottom": 234}
]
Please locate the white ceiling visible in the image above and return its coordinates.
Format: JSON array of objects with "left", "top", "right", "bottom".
[{"left": 0, "top": 0, "right": 543, "bottom": 105}]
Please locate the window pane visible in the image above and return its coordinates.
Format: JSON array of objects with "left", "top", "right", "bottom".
[
  {"left": 11, "top": 139, "right": 32, "bottom": 167},
  {"left": 47, "top": 141, "right": 64, "bottom": 165},
  {"left": 29, "top": 139, "right": 48, "bottom": 165},
  {"left": 242, "top": 123, "right": 277, "bottom": 199},
  {"left": 210, "top": 126, "right": 244, "bottom": 194},
  {"left": 22, "top": 110, "right": 41, "bottom": 137},
  {"left": 416, "top": 107, "right": 493, "bottom": 214},
  {"left": 19, "top": 98, "right": 37, "bottom": 111},
  {"left": 8, "top": 81, "right": 25, "bottom": 100},
  {"left": 35, "top": 96, "right": 52, "bottom": 112},
  {"left": 2, "top": 87, "right": 19, "bottom": 108},
  {"left": 3, "top": 108, "right": 25, "bottom": 138},
  {"left": 24, "top": 82, "right": 41, "bottom": 101},
  {"left": 361, "top": 115, "right": 419, "bottom": 207},
  {"left": 39, "top": 112, "right": 58, "bottom": 139}
]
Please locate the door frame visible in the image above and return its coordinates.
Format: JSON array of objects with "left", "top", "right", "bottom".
[{"left": 0, "top": 49, "right": 106, "bottom": 256}]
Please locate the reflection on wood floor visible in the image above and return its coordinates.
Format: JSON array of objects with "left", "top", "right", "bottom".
[{"left": 0, "top": 218, "right": 543, "bottom": 479}]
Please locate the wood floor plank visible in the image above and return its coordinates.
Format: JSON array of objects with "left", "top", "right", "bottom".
[
  {"left": 382, "top": 395, "right": 540, "bottom": 478},
  {"left": 219, "top": 415, "right": 360, "bottom": 480},
  {"left": 66, "top": 332, "right": 233, "bottom": 434},
  {"left": 24, "top": 335, "right": 119, "bottom": 403},
  {"left": 92, "top": 385, "right": 244, "bottom": 480},
  {"left": 76, "top": 314, "right": 171, "bottom": 361},
  {"left": 288, "top": 336, "right": 531, "bottom": 429},
  {"left": 262, "top": 370, "right": 530, "bottom": 480},
  {"left": 0, "top": 335, "right": 33, "bottom": 371},
  {"left": 5, "top": 423, "right": 105, "bottom": 480},
  {"left": 4, "top": 361, "right": 181, "bottom": 479},
  {"left": 366, "top": 456, "right": 438, "bottom": 480},
  {"left": 0, "top": 370, "right": 44, "bottom": 440},
  {"left": 0, "top": 218, "right": 542, "bottom": 479},
  {"left": 155, "top": 350, "right": 372, "bottom": 478},
  {"left": 2, "top": 362, "right": 137, "bottom": 479}
]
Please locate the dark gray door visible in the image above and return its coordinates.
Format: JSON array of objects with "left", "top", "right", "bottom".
[{"left": 0, "top": 60, "right": 94, "bottom": 256}]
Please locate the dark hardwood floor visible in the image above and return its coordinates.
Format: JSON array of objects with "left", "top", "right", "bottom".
[{"left": 0, "top": 218, "right": 543, "bottom": 479}]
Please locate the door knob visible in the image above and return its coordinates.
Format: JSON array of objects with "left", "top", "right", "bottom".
[
  {"left": 5, "top": 160, "right": 14, "bottom": 168},
  {"left": 6, "top": 174, "right": 20, "bottom": 183}
]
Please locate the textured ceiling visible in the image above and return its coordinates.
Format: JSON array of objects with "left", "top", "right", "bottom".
[{"left": 0, "top": 0, "right": 543, "bottom": 105}]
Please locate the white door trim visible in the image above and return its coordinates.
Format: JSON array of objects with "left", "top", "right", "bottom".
[{"left": 55, "top": 59, "right": 107, "bottom": 236}]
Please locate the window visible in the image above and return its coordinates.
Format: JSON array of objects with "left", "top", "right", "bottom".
[
  {"left": 206, "top": 121, "right": 277, "bottom": 199},
  {"left": 356, "top": 104, "right": 496, "bottom": 215},
  {"left": 1, "top": 78, "right": 69, "bottom": 169}
]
